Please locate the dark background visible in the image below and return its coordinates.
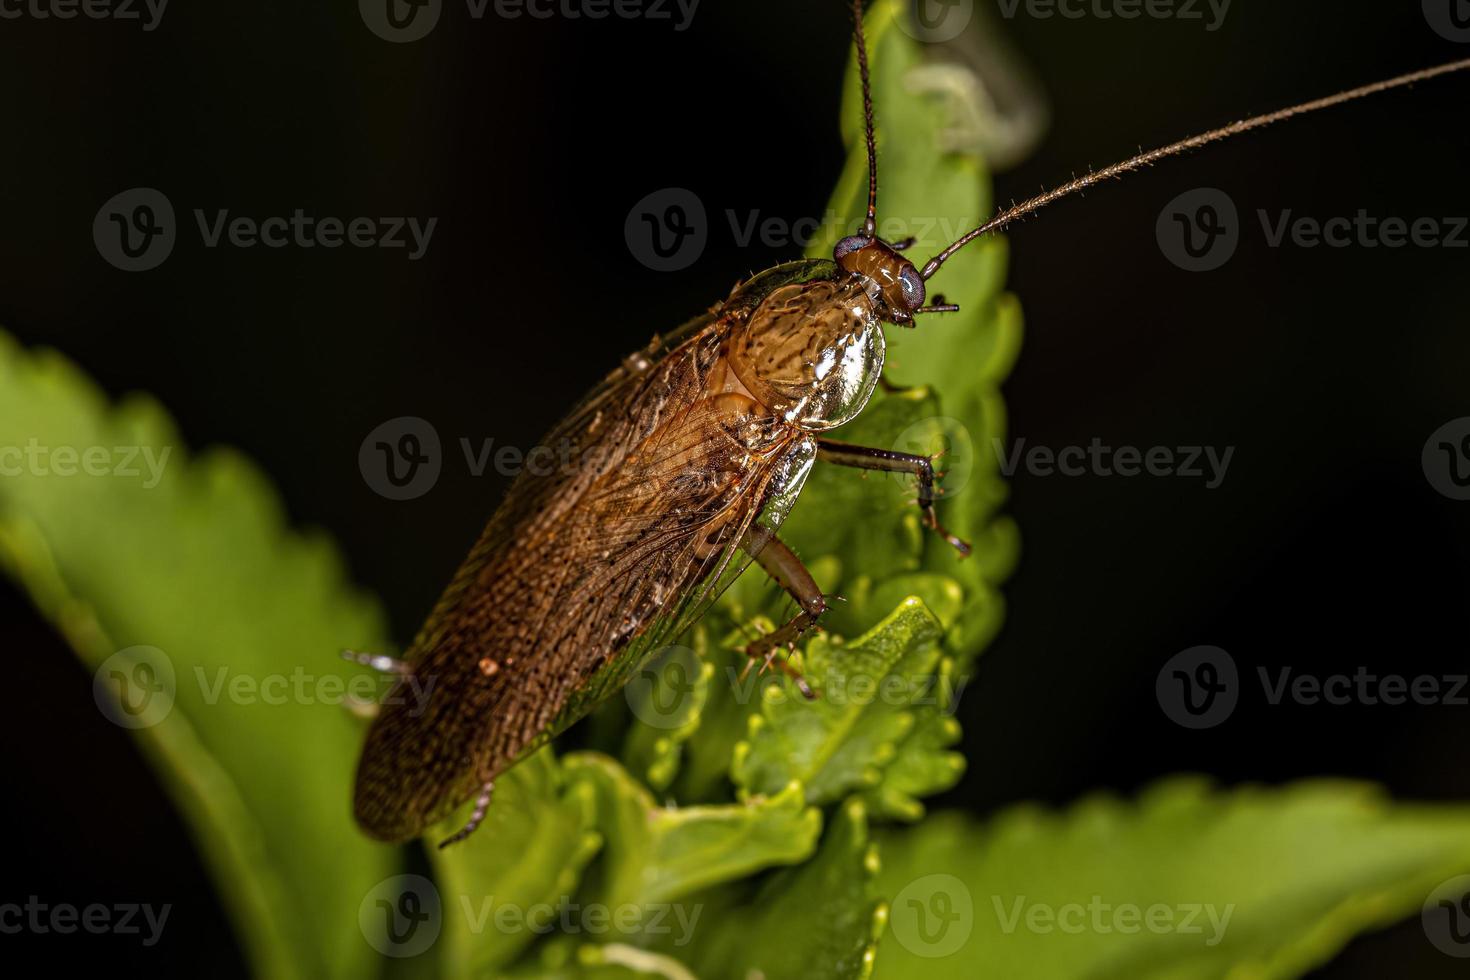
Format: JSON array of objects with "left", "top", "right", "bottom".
[{"left": 2, "top": 1, "right": 1467, "bottom": 975}]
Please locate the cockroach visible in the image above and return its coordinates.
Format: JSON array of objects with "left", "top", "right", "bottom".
[{"left": 349, "top": 0, "right": 1470, "bottom": 848}]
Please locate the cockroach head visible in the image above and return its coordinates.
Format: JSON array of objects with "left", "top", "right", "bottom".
[{"left": 833, "top": 235, "right": 925, "bottom": 326}]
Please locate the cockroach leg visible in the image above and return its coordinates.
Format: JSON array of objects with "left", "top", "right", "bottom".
[
  {"left": 816, "top": 440, "right": 972, "bottom": 557},
  {"left": 887, "top": 236, "right": 916, "bottom": 252},
  {"left": 877, "top": 375, "right": 913, "bottom": 395},
  {"left": 742, "top": 535, "right": 825, "bottom": 700},
  {"left": 437, "top": 779, "right": 494, "bottom": 849},
  {"left": 341, "top": 649, "right": 412, "bottom": 675}
]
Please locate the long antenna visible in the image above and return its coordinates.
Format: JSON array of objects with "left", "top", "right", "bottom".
[
  {"left": 919, "top": 58, "right": 1470, "bottom": 282},
  {"left": 853, "top": 0, "right": 878, "bottom": 239}
]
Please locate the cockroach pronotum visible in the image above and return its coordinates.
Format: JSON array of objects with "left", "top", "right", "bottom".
[{"left": 347, "top": 0, "right": 1470, "bottom": 848}]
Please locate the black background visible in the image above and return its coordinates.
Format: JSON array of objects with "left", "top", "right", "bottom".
[{"left": 2, "top": 0, "right": 1467, "bottom": 975}]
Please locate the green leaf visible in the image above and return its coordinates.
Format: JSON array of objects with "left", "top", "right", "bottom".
[
  {"left": 828, "top": 571, "right": 965, "bottom": 640},
  {"left": 620, "top": 636, "right": 715, "bottom": 794},
  {"left": 428, "top": 748, "right": 603, "bottom": 978},
  {"left": 873, "top": 779, "right": 1470, "bottom": 979},
  {"left": 857, "top": 651, "right": 966, "bottom": 823},
  {"left": 0, "top": 331, "right": 395, "bottom": 980},
  {"left": 675, "top": 0, "right": 1017, "bottom": 823},
  {"left": 804, "top": 0, "right": 1022, "bottom": 675},
  {"left": 667, "top": 625, "right": 754, "bottom": 805},
  {"left": 731, "top": 598, "right": 946, "bottom": 807},
  {"left": 0, "top": 7, "right": 1024, "bottom": 980},
  {"left": 689, "top": 798, "right": 887, "bottom": 980},
  {"left": 565, "top": 752, "right": 822, "bottom": 911},
  {"left": 503, "top": 943, "right": 699, "bottom": 980}
]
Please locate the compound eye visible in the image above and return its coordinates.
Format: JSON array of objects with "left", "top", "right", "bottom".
[
  {"left": 898, "top": 265, "right": 926, "bottom": 311},
  {"left": 833, "top": 235, "right": 873, "bottom": 261}
]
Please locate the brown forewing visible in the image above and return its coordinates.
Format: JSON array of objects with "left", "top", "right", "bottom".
[{"left": 353, "top": 310, "right": 802, "bottom": 842}]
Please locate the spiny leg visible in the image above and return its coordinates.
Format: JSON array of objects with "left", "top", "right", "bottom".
[
  {"left": 742, "top": 535, "right": 826, "bottom": 700},
  {"left": 816, "top": 440, "right": 972, "bottom": 556},
  {"left": 437, "top": 779, "right": 494, "bottom": 849}
]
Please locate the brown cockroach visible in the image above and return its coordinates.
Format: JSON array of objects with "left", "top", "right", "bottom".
[{"left": 349, "top": 1, "right": 1470, "bottom": 848}]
